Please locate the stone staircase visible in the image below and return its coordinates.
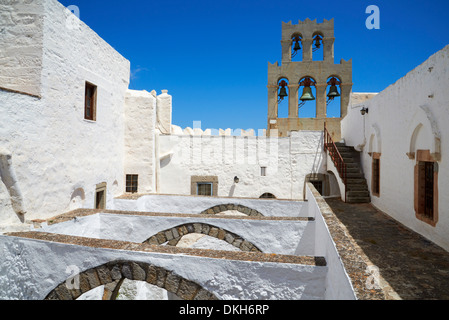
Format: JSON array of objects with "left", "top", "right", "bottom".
[{"left": 334, "top": 142, "right": 371, "bottom": 204}]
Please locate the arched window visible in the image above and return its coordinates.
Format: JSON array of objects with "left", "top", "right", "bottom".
[
  {"left": 291, "top": 33, "right": 303, "bottom": 61},
  {"left": 298, "top": 76, "right": 317, "bottom": 118},
  {"left": 277, "top": 78, "right": 289, "bottom": 118},
  {"left": 312, "top": 32, "right": 324, "bottom": 61},
  {"left": 326, "top": 76, "right": 342, "bottom": 118},
  {"left": 260, "top": 193, "right": 276, "bottom": 199}
]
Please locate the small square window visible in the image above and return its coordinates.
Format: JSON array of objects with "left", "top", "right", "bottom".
[
  {"left": 261, "top": 167, "right": 267, "bottom": 176},
  {"left": 85, "top": 82, "right": 97, "bottom": 121},
  {"left": 197, "top": 183, "right": 213, "bottom": 196},
  {"left": 126, "top": 175, "right": 138, "bottom": 194}
]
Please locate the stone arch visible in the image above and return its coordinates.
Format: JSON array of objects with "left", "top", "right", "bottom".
[
  {"left": 45, "top": 260, "right": 218, "bottom": 301},
  {"left": 145, "top": 223, "right": 262, "bottom": 253},
  {"left": 200, "top": 204, "right": 264, "bottom": 217}
]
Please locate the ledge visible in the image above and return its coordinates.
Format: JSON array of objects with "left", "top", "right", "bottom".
[
  {"left": 5, "top": 232, "right": 326, "bottom": 267},
  {"left": 41, "top": 208, "right": 313, "bottom": 226}
]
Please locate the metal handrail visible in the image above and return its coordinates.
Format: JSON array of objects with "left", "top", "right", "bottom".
[{"left": 323, "top": 123, "right": 347, "bottom": 201}]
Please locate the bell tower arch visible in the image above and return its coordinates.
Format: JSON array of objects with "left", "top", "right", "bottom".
[{"left": 268, "top": 18, "right": 352, "bottom": 140}]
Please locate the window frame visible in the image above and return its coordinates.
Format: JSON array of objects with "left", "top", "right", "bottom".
[
  {"left": 84, "top": 81, "right": 97, "bottom": 121},
  {"left": 414, "top": 150, "right": 439, "bottom": 227},
  {"left": 126, "top": 174, "right": 139, "bottom": 194}
]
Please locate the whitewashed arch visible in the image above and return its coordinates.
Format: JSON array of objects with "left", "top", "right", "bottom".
[{"left": 407, "top": 105, "right": 441, "bottom": 160}]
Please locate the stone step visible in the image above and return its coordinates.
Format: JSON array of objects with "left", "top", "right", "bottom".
[
  {"left": 346, "top": 172, "right": 364, "bottom": 178},
  {"left": 346, "top": 167, "right": 361, "bottom": 174},
  {"left": 346, "top": 196, "right": 371, "bottom": 204},
  {"left": 347, "top": 190, "right": 370, "bottom": 197},
  {"left": 342, "top": 157, "right": 355, "bottom": 163},
  {"left": 346, "top": 178, "right": 367, "bottom": 184},
  {"left": 346, "top": 185, "right": 369, "bottom": 191}
]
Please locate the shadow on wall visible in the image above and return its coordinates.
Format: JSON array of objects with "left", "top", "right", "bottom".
[{"left": 0, "top": 150, "right": 26, "bottom": 221}]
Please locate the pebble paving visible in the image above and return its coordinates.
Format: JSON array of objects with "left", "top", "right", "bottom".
[{"left": 325, "top": 198, "right": 449, "bottom": 300}]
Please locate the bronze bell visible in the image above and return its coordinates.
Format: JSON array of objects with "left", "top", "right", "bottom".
[
  {"left": 278, "top": 87, "right": 288, "bottom": 100},
  {"left": 314, "top": 36, "right": 322, "bottom": 49},
  {"left": 300, "top": 87, "right": 315, "bottom": 101},
  {"left": 327, "top": 85, "right": 341, "bottom": 99},
  {"left": 293, "top": 41, "right": 301, "bottom": 52}
]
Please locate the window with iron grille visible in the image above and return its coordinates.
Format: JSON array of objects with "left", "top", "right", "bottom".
[
  {"left": 197, "top": 183, "right": 213, "bottom": 196},
  {"left": 126, "top": 175, "right": 138, "bottom": 194},
  {"left": 85, "top": 82, "right": 97, "bottom": 121}
]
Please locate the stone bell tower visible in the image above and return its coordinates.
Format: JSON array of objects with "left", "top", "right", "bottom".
[{"left": 267, "top": 19, "right": 352, "bottom": 140}]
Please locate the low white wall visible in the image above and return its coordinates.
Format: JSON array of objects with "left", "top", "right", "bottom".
[
  {"left": 0, "top": 235, "right": 327, "bottom": 300},
  {"left": 39, "top": 213, "right": 315, "bottom": 256},
  {"left": 113, "top": 194, "right": 309, "bottom": 218},
  {"left": 306, "top": 184, "right": 356, "bottom": 300}
]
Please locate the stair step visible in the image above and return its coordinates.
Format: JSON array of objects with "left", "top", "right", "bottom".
[
  {"left": 347, "top": 190, "right": 370, "bottom": 197},
  {"left": 346, "top": 197, "right": 371, "bottom": 204},
  {"left": 346, "top": 178, "right": 367, "bottom": 184},
  {"left": 342, "top": 157, "right": 355, "bottom": 163},
  {"left": 346, "top": 173, "right": 364, "bottom": 178},
  {"left": 346, "top": 168, "right": 361, "bottom": 174},
  {"left": 346, "top": 185, "right": 369, "bottom": 191}
]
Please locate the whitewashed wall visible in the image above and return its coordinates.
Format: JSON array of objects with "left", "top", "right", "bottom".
[
  {"left": 157, "top": 131, "right": 326, "bottom": 200},
  {"left": 114, "top": 194, "right": 308, "bottom": 217},
  {"left": 0, "top": 0, "right": 44, "bottom": 97},
  {"left": 341, "top": 45, "right": 449, "bottom": 251},
  {"left": 124, "top": 90, "right": 157, "bottom": 194},
  {"left": 39, "top": 213, "right": 315, "bottom": 256},
  {"left": 0, "top": 0, "right": 130, "bottom": 225},
  {"left": 0, "top": 235, "right": 327, "bottom": 300}
]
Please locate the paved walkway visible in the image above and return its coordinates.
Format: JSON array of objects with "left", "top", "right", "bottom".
[{"left": 325, "top": 198, "right": 449, "bottom": 300}]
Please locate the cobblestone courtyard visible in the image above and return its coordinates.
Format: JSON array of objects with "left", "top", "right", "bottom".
[{"left": 325, "top": 198, "right": 449, "bottom": 300}]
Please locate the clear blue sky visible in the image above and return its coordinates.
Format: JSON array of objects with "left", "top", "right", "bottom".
[{"left": 59, "top": 0, "right": 449, "bottom": 131}]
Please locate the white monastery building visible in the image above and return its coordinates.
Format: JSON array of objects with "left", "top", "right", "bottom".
[{"left": 0, "top": 0, "right": 448, "bottom": 300}]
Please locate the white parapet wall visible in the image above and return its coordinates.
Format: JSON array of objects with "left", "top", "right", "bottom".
[
  {"left": 113, "top": 194, "right": 309, "bottom": 218},
  {"left": 0, "top": 234, "right": 327, "bottom": 300},
  {"left": 305, "top": 183, "right": 356, "bottom": 300},
  {"left": 38, "top": 212, "right": 316, "bottom": 256}
]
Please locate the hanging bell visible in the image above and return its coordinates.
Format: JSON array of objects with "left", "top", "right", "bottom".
[
  {"left": 300, "top": 87, "right": 315, "bottom": 101},
  {"left": 314, "top": 36, "right": 322, "bottom": 49},
  {"left": 293, "top": 41, "right": 301, "bottom": 52},
  {"left": 278, "top": 87, "right": 288, "bottom": 100},
  {"left": 327, "top": 85, "right": 341, "bottom": 99}
]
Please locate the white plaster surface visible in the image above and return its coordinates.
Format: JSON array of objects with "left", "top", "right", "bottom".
[
  {"left": 157, "top": 131, "right": 326, "bottom": 200},
  {"left": 39, "top": 213, "right": 316, "bottom": 255},
  {"left": 113, "top": 194, "right": 309, "bottom": 218},
  {"left": 0, "top": 235, "right": 327, "bottom": 300},
  {"left": 0, "top": 0, "right": 130, "bottom": 224}
]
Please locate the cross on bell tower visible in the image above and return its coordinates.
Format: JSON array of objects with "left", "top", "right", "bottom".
[{"left": 267, "top": 18, "right": 353, "bottom": 140}]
